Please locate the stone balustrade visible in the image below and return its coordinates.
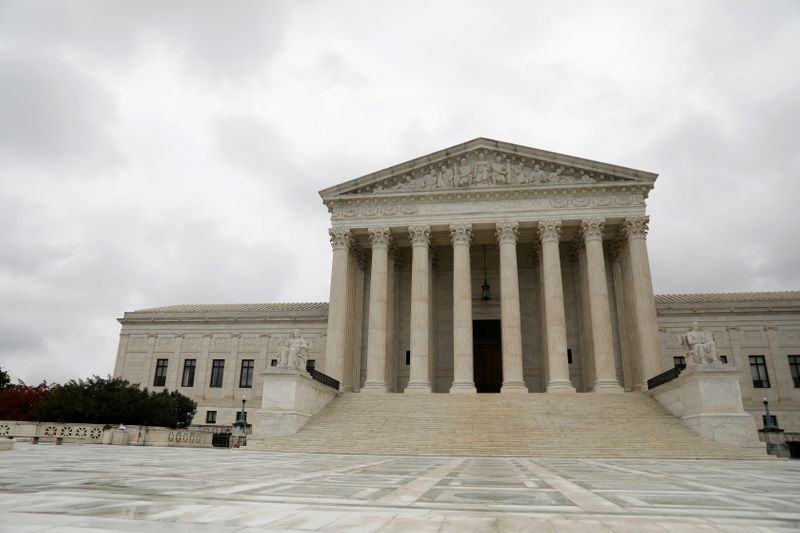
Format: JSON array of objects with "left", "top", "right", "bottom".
[{"left": 0, "top": 420, "right": 214, "bottom": 448}]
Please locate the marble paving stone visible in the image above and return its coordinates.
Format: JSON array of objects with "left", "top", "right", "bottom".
[{"left": 0, "top": 443, "right": 799, "bottom": 532}]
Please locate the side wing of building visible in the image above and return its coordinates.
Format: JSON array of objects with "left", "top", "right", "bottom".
[
  {"left": 656, "top": 292, "right": 800, "bottom": 432},
  {"left": 113, "top": 303, "right": 329, "bottom": 426}
]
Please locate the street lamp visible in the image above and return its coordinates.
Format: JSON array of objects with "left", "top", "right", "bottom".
[
  {"left": 238, "top": 393, "right": 247, "bottom": 424},
  {"left": 762, "top": 397, "right": 777, "bottom": 430},
  {"left": 231, "top": 393, "right": 251, "bottom": 447}
]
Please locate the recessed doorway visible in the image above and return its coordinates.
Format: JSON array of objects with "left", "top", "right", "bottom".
[{"left": 473, "top": 320, "right": 502, "bottom": 393}]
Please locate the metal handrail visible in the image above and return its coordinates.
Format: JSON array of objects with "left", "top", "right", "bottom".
[
  {"left": 307, "top": 367, "right": 340, "bottom": 390},
  {"left": 647, "top": 364, "right": 686, "bottom": 390}
]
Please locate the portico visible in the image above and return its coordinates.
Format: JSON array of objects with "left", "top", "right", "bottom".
[{"left": 320, "top": 138, "right": 664, "bottom": 393}]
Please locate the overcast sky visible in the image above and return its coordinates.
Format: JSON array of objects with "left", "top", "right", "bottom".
[{"left": 1, "top": 1, "right": 799, "bottom": 384}]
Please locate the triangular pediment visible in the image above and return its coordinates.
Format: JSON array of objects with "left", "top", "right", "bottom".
[{"left": 319, "top": 138, "right": 657, "bottom": 199}]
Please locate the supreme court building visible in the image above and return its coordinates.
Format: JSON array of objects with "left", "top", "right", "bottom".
[{"left": 113, "top": 139, "right": 800, "bottom": 436}]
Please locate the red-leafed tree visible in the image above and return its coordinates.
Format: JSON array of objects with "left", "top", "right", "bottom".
[{"left": 0, "top": 381, "right": 55, "bottom": 420}]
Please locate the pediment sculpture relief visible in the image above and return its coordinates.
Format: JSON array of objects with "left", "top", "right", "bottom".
[{"left": 348, "top": 150, "right": 629, "bottom": 194}]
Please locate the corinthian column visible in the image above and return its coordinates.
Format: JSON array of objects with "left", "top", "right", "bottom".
[
  {"left": 324, "top": 228, "right": 352, "bottom": 383},
  {"left": 363, "top": 227, "right": 392, "bottom": 393},
  {"left": 496, "top": 221, "right": 528, "bottom": 393},
  {"left": 449, "top": 224, "right": 476, "bottom": 393},
  {"left": 406, "top": 225, "right": 432, "bottom": 393},
  {"left": 580, "top": 218, "right": 623, "bottom": 393},
  {"left": 538, "top": 219, "right": 576, "bottom": 393},
  {"left": 622, "top": 216, "right": 662, "bottom": 388}
]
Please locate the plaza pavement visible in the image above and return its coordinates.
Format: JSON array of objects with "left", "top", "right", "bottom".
[{"left": 0, "top": 442, "right": 798, "bottom": 532}]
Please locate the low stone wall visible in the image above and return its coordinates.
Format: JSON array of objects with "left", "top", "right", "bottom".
[
  {"left": 0, "top": 421, "right": 213, "bottom": 448},
  {"left": 0, "top": 421, "right": 106, "bottom": 444}
]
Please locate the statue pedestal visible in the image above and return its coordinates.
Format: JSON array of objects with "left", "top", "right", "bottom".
[
  {"left": 248, "top": 367, "right": 340, "bottom": 441},
  {"left": 650, "top": 363, "right": 765, "bottom": 454}
]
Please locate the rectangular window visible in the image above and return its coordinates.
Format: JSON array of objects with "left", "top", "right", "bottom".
[
  {"left": 239, "top": 359, "right": 254, "bottom": 388},
  {"left": 270, "top": 359, "right": 277, "bottom": 367},
  {"left": 673, "top": 356, "right": 686, "bottom": 368},
  {"left": 749, "top": 356, "right": 770, "bottom": 388},
  {"left": 181, "top": 359, "right": 196, "bottom": 387},
  {"left": 210, "top": 359, "right": 225, "bottom": 388},
  {"left": 405, "top": 351, "right": 410, "bottom": 365},
  {"left": 153, "top": 359, "right": 168, "bottom": 387},
  {"left": 306, "top": 359, "right": 316, "bottom": 371},
  {"left": 789, "top": 355, "right": 800, "bottom": 388},
  {"left": 567, "top": 348, "right": 573, "bottom": 365},
  {"left": 206, "top": 410, "right": 217, "bottom": 424},
  {"left": 762, "top": 415, "right": 777, "bottom": 427},
  {"left": 719, "top": 355, "right": 728, "bottom": 364}
]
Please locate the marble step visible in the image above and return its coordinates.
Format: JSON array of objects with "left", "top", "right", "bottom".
[{"left": 251, "top": 392, "right": 765, "bottom": 458}]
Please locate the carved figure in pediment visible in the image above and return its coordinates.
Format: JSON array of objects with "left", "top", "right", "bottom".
[
  {"left": 530, "top": 164, "right": 549, "bottom": 183},
  {"left": 455, "top": 157, "right": 473, "bottom": 187},
  {"left": 491, "top": 155, "right": 509, "bottom": 185},
  {"left": 473, "top": 152, "right": 493, "bottom": 186},
  {"left": 421, "top": 168, "right": 439, "bottom": 188},
  {"left": 548, "top": 167, "right": 566, "bottom": 183},
  {"left": 437, "top": 164, "right": 454, "bottom": 188},
  {"left": 509, "top": 160, "right": 524, "bottom": 184},
  {"left": 680, "top": 322, "right": 719, "bottom": 365}
]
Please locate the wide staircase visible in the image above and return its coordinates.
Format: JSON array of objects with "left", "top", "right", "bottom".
[{"left": 252, "top": 392, "right": 767, "bottom": 458}]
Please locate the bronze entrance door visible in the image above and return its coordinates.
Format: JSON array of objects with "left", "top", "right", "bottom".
[{"left": 473, "top": 320, "right": 502, "bottom": 393}]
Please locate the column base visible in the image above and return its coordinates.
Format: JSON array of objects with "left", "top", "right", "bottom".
[
  {"left": 449, "top": 382, "right": 477, "bottom": 393},
  {"left": 361, "top": 382, "right": 388, "bottom": 393},
  {"left": 501, "top": 381, "right": 529, "bottom": 394},
  {"left": 593, "top": 380, "right": 624, "bottom": 393},
  {"left": 546, "top": 380, "right": 576, "bottom": 393},
  {"left": 404, "top": 382, "right": 432, "bottom": 394}
]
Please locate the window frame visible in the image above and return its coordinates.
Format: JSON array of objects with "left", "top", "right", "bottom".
[
  {"left": 239, "top": 359, "right": 254, "bottom": 388},
  {"left": 206, "top": 410, "right": 217, "bottom": 424},
  {"left": 153, "top": 358, "right": 168, "bottom": 387},
  {"left": 210, "top": 359, "right": 225, "bottom": 388},
  {"left": 181, "top": 359, "right": 196, "bottom": 387},
  {"left": 789, "top": 355, "right": 800, "bottom": 388},
  {"left": 749, "top": 355, "right": 770, "bottom": 388}
]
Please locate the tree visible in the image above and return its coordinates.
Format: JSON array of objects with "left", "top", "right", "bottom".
[
  {"left": 0, "top": 381, "right": 55, "bottom": 420},
  {"left": 0, "top": 366, "right": 11, "bottom": 390},
  {"left": 31, "top": 376, "right": 197, "bottom": 428}
]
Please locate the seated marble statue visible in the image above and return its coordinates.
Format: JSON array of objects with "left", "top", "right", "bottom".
[
  {"left": 277, "top": 329, "right": 310, "bottom": 370},
  {"left": 680, "top": 322, "right": 719, "bottom": 365}
]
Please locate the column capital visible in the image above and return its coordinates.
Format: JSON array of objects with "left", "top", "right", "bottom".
[
  {"left": 408, "top": 225, "right": 431, "bottom": 247},
  {"left": 580, "top": 217, "right": 606, "bottom": 242},
  {"left": 329, "top": 228, "right": 352, "bottom": 251},
  {"left": 537, "top": 219, "right": 562, "bottom": 243},
  {"left": 368, "top": 226, "right": 392, "bottom": 249},
  {"left": 622, "top": 216, "right": 650, "bottom": 240},
  {"left": 495, "top": 221, "right": 519, "bottom": 244},
  {"left": 449, "top": 224, "right": 472, "bottom": 246}
]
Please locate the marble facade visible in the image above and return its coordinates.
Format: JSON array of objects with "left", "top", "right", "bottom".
[{"left": 113, "top": 139, "right": 800, "bottom": 436}]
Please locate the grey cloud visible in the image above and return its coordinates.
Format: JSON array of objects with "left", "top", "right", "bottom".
[
  {"left": 0, "top": 0, "right": 291, "bottom": 80},
  {"left": 0, "top": 51, "right": 120, "bottom": 170}
]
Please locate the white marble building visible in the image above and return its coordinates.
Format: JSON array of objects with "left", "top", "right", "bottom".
[{"left": 113, "top": 139, "right": 800, "bottom": 432}]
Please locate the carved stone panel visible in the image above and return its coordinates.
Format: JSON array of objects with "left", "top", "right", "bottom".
[{"left": 344, "top": 149, "right": 634, "bottom": 194}]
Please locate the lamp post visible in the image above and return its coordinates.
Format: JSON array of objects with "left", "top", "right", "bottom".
[
  {"left": 232, "top": 393, "right": 250, "bottom": 447},
  {"left": 238, "top": 394, "right": 247, "bottom": 424},
  {"left": 762, "top": 397, "right": 777, "bottom": 430}
]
